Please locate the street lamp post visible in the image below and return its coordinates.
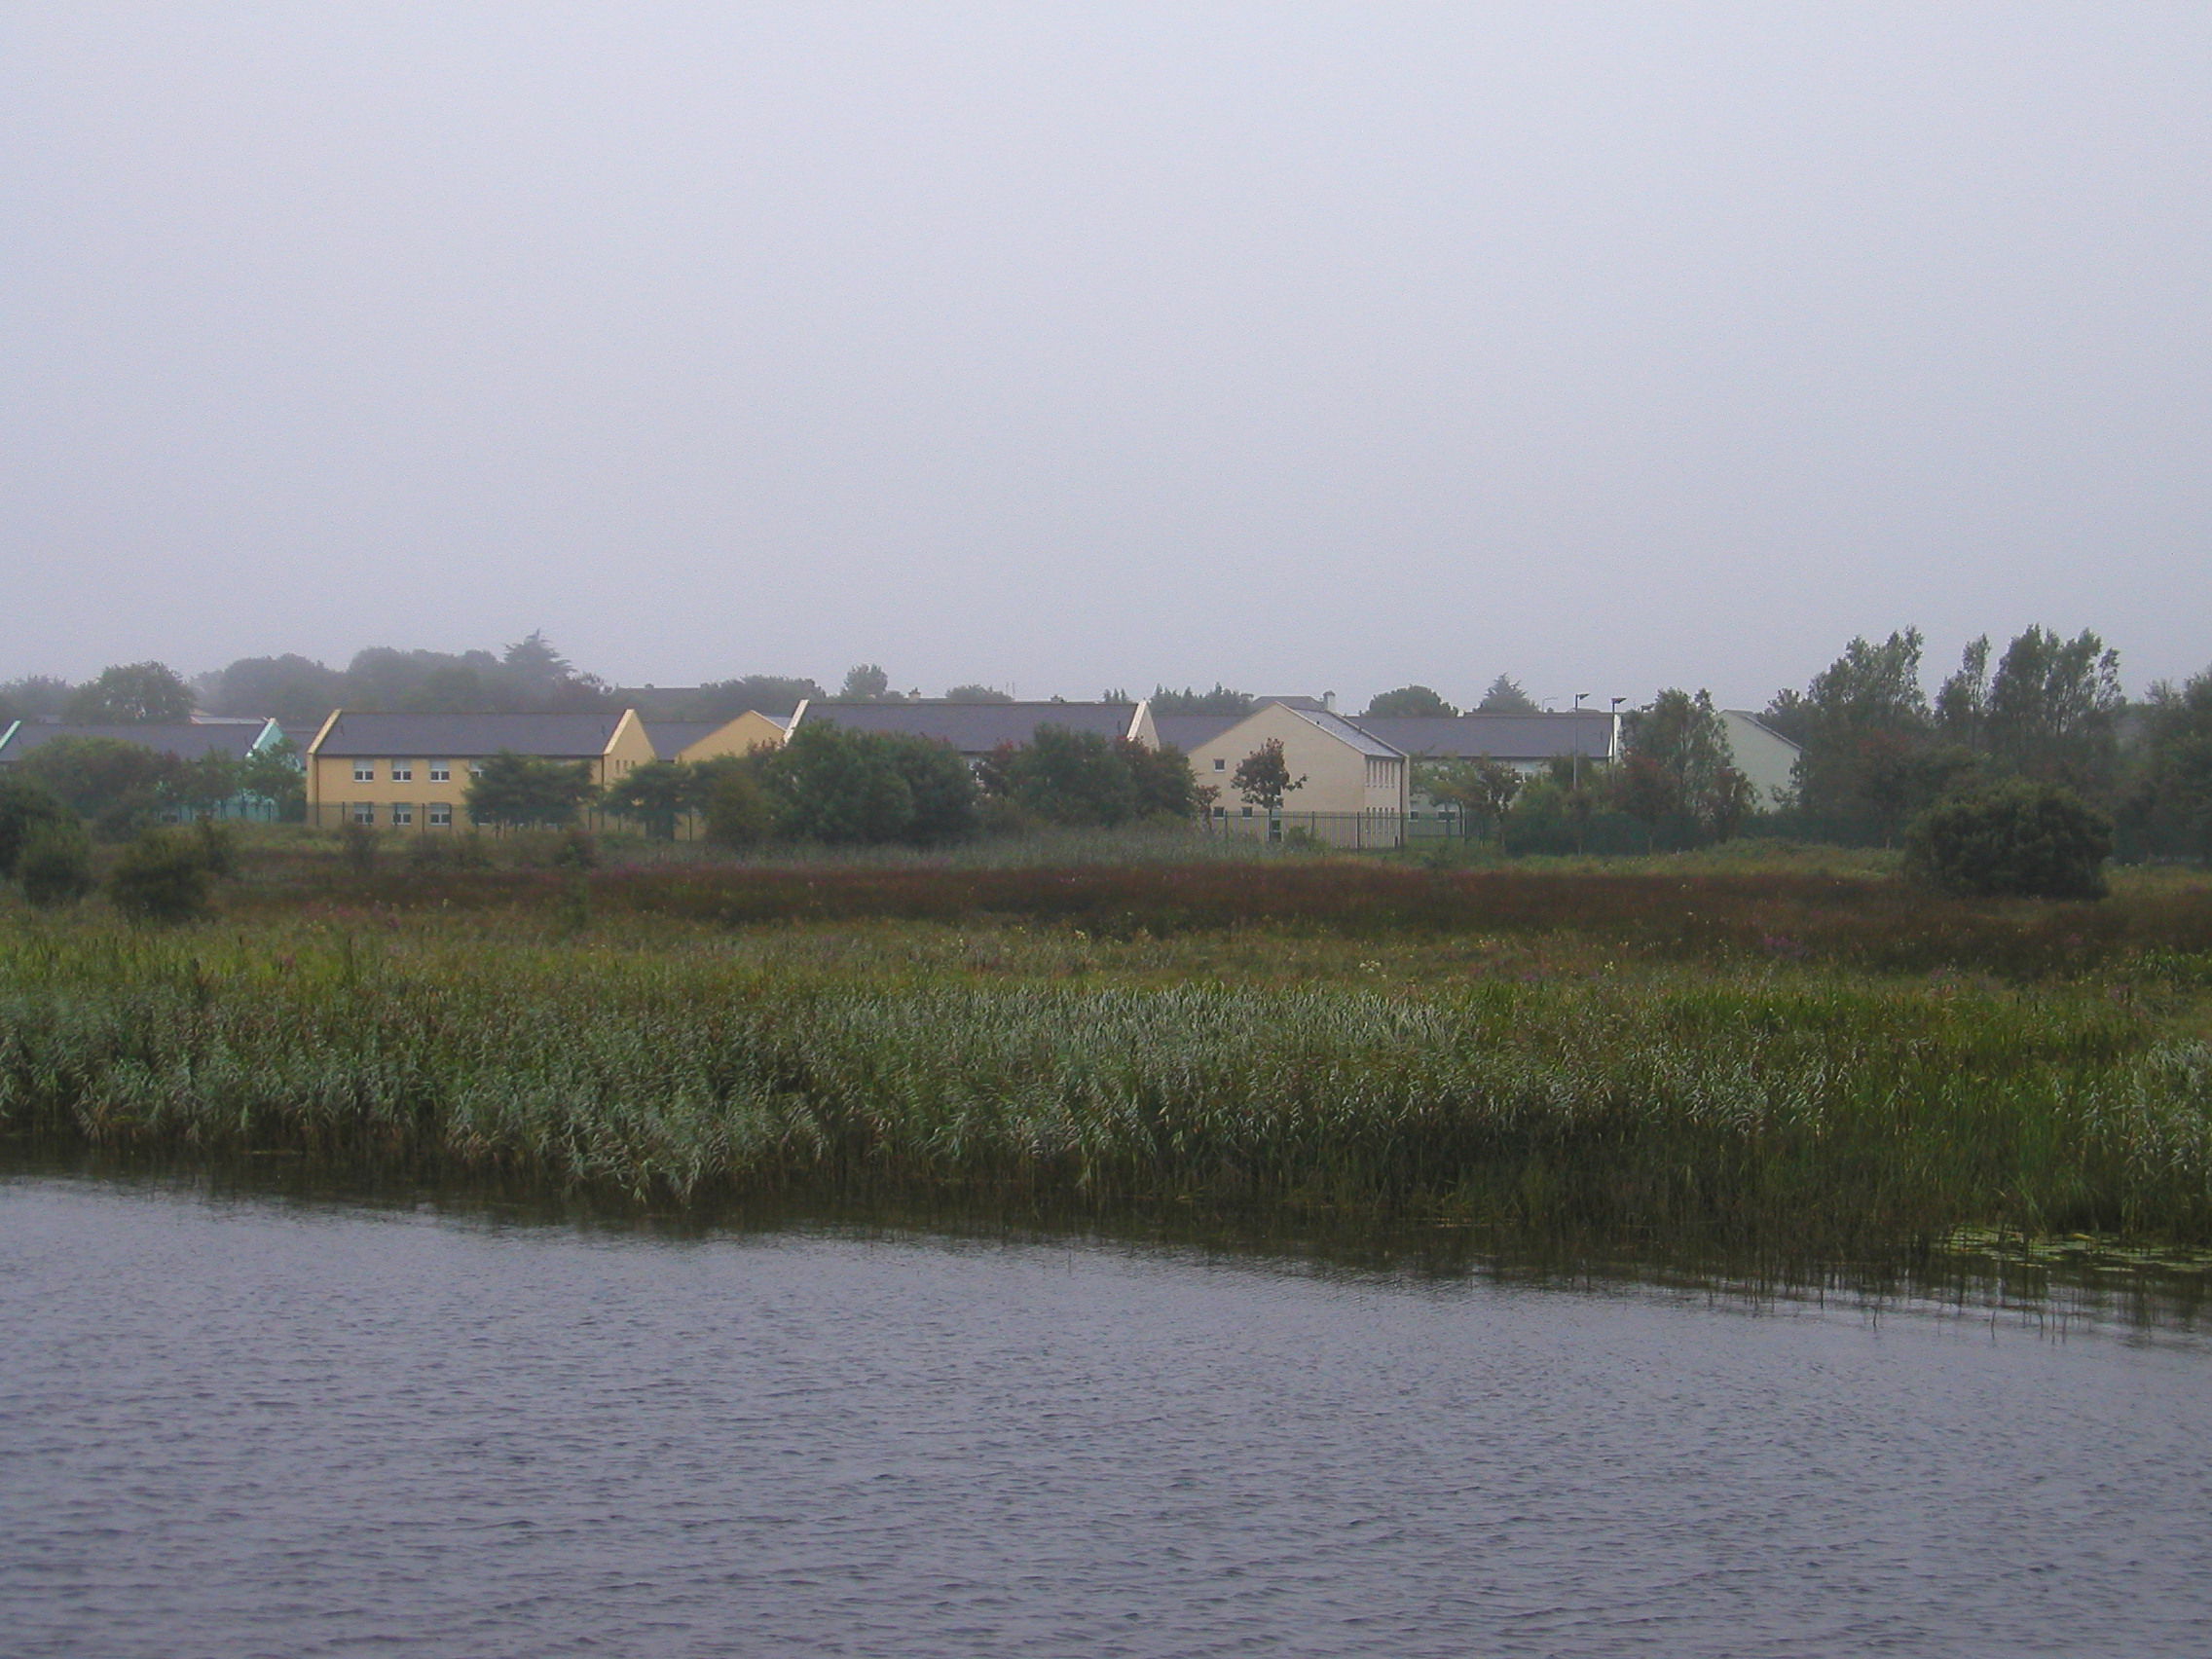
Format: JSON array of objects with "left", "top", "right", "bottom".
[{"left": 1572, "top": 692, "right": 1589, "bottom": 792}]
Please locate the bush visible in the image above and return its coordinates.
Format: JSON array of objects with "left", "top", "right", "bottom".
[
  {"left": 1903, "top": 780, "right": 2113, "bottom": 900},
  {"left": 0, "top": 774, "right": 70, "bottom": 876},
  {"left": 192, "top": 819, "right": 239, "bottom": 877},
  {"left": 339, "top": 820, "right": 379, "bottom": 876},
  {"left": 702, "top": 764, "right": 775, "bottom": 849},
  {"left": 108, "top": 828, "right": 214, "bottom": 924},
  {"left": 18, "top": 817, "right": 94, "bottom": 906}
]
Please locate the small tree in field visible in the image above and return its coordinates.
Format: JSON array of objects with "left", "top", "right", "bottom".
[
  {"left": 18, "top": 817, "right": 93, "bottom": 906},
  {"left": 1420, "top": 756, "right": 1522, "bottom": 843},
  {"left": 466, "top": 752, "right": 597, "bottom": 829},
  {"left": 1609, "top": 755, "right": 1682, "bottom": 853},
  {"left": 1232, "top": 739, "right": 1306, "bottom": 816},
  {"left": 108, "top": 828, "right": 214, "bottom": 924},
  {"left": 1903, "top": 780, "right": 2112, "bottom": 900},
  {"left": 600, "top": 759, "right": 702, "bottom": 839},
  {"left": 0, "top": 775, "right": 71, "bottom": 876}
]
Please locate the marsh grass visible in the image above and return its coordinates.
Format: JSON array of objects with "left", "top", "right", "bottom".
[{"left": 2, "top": 906, "right": 2207, "bottom": 1261}]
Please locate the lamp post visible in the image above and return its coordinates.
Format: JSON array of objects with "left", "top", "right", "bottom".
[{"left": 1572, "top": 692, "right": 1589, "bottom": 792}]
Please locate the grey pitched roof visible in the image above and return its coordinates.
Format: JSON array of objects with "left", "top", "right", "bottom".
[
  {"left": 796, "top": 701, "right": 1138, "bottom": 754},
  {"left": 310, "top": 711, "right": 630, "bottom": 758},
  {"left": 1348, "top": 712, "right": 1614, "bottom": 761},
  {"left": 0, "top": 721, "right": 270, "bottom": 765},
  {"left": 1152, "top": 713, "right": 1248, "bottom": 752},
  {"left": 1283, "top": 704, "right": 1405, "bottom": 759}
]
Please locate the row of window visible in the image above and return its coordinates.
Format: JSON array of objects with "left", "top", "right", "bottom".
[
  {"left": 350, "top": 803, "right": 456, "bottom": 827},
  {"left": 350, "top": 759, "right": 478, "bottom": 784}
]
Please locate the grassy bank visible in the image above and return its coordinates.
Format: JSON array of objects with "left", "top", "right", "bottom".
[{"left": 4, "top": 884, "right": 2209, "bottom": 1259}]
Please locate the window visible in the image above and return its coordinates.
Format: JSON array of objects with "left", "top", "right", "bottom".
[
  {"left": 1240, "top": 805, "right": 1254, "bottom": 818},
  {"left": 353, "top": 761, "right": 374, "bottom": 784},
  {"left": 428, "top": 803, "right": 453, "bottom": 828},
  {"left": 350, "top": 803, "right": 375, "bottom": 825},
  {"left": 1212, "top": 805, "right": 1226, "bottom": 819},
  {"left": 391, "top": 761, "right": 413, "bottom": 783},
  {"left": 429, "top": 761, "right": 450, "bottom": 783},
  {"left": 391, "top": 803, "right": 413, "bottom": 827},
  {"left": 467, "top": 760, "right": 485, "bottom": 778},
  {"left": 1212, "top": 757, "right": 1227, "bottom": 771}
]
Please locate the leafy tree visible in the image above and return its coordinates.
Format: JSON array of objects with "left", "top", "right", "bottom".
[
  {"left": 465, "top": 752, "right": 597, "bottom": 828},
  {"left": 1232, "top": 739, "right": 1306, "bottom": 815},
  {"left": 18, "top": 816, "right": 93, "bottom": 906},
  {"left": 1122, "top": 739, "right": 1199, "bottom": 821},
  {"left": 1419, "top": 757, "right": 1521, "bottom": 842},
  {"left": 1476, "top": 675, "right": 1540, "bottom": 714},
  {"left": 997, "top": 726, "right": 1139, "bottom": 828},
  {"left": 1608, "top": 755, "right": 1682, "bottom": 852},
  {"left": 108, "top": 828, "right": 216, "bottom": 923},
  {"left": 699, "top": 758, "right": 776, "bottom": 848},
  {"left": 0, "top": 775, "right": 72, "bottom": 877},
  {"left": 239, "top": 740, "right": 307, "bottom": 821},
  {"left": 2120, "top": 665, "right": 2212, "bottom": 861},
  {"left": 760, "top": 725, "right": 974, "bottom": 845},
  {"left": 1763, "top": 630, "right": 1929, "bottom": 817},
  {"left": 839, "top": 663, "right": 901, "bottom": 702},
  {"left": 1624, "top": 689, "right": 1733, "bottom": 801},
  {"left": 1697, "top": 767, "right": 1758, "bottom": 842},
  {"left": 166, "top": 752, "right": 241, "bottom": 821},
  {"left": 1984, "top": 626, "right": 2123, "bottom": 791},
  {"left": 693, "top": 675, "right": 825, "bottom": 719},
  {"left": 499, "top": 631, "right": 611, "bottom": 712},
  {"left": 767, "top": 725, "right": 912, "bottom": 844},
  {"left": 993, "top": 730, "right": 1201, "bottom": 828},
  {"left": 1363, "top": 684, "right": 1458, "bottom": 719},
  {"left": 1150, "top": 683, "right": 1256, "bottom": 716},
  {"left": 67, "top": 661, "right": 194, "bottom": 723},
  {"left": 1904, "top": 780, "right": 2112, "bottom": 900},
  {"left": 199, "top": 654, "right": 347, "bottom": 723},
  {"left": 599, "top": 759, "right": 702, "bottom": 839},
  {"left": 1934, "top": 635, "right": 1991, "bottom": 751},
  {"left": 887, "top": 736, "right": 977, "bottom": 844},
  {"left": 345, "top": 645, "right": 503, "bottom": 711},
  {"left": 0, "top": 675, "right": 75, "bottom": 721},
  {"left": 943, "top": 683, "right": 1014, "bottom": 704},
  {"left": 18, "top": 736, "right": 178, "bottom": 838}
]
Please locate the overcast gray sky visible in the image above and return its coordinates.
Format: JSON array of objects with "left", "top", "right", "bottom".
[{"left": 5, "top": 3, "right": 2207, "bottom": 711}]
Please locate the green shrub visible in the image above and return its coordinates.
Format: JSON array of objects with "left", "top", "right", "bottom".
[
  {"left": 339, "top": 820, "right": 379, "bottom": 876},
  {"left": 554, "top": 828, "right": 599, "bottom": 870},
  {"left": 1904, "top": 779, "right": 2112, "bottom": 900},
  {"left": 18, "top": 817, "right": 93, "bottom": 906},
  {"left": 193, "top": 818, "right": 239, "bottom": 877},
  {"left": 0, "top": 774, "right": 70, "bottom": 876},
  {"left": 107, "top": 828, "right": 214, "bottom": 924}
]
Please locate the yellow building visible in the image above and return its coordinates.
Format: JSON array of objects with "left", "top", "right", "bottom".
[
  {"left": 641, "top": 710, "right": 790, "bottom": 764},
  {"left": 1158, "top": 700, "right": 1409, "bottom": 845},
  {"left": 305, "top": 709, "right": 655, "bottom": 830}
]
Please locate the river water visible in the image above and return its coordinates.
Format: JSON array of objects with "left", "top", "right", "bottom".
[{"left": 3, "top": 1176, "right": 2208, "bottom": 1659}]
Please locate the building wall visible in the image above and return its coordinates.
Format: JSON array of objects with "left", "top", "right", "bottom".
[
  {"left": 1181, "top": 703, "right": 1407, "bottom": 825},
  {"left": 674, "top": 710, "right": 787, "bottom": 762},
  {"left": 1719, "top": 711, "right": 1801, "bottom": 808},
  {"left": 307, "top": 710, "right": 655, "bottom": 829}
]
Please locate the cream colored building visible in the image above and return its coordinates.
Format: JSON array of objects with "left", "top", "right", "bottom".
[
  {"left": 305, "top": 709, "right": 655, "bottom": 829},
  {"left": 1159, "top": 700, "right": 1409, "bottom": 844}
]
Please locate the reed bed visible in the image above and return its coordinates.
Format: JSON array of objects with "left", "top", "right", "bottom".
[
  {"left": 2, "top": 916, "right": 2206, "bottom": 1257},
  {"left": 220, "top": 856, "right": 2212, "bottom": 981}
]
